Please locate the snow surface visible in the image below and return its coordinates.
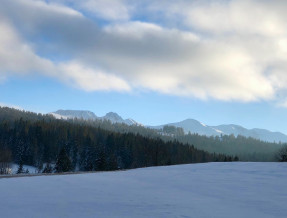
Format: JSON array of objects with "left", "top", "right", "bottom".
[{"left": 0, "top": 162, "right": 286, "bottom": 218}]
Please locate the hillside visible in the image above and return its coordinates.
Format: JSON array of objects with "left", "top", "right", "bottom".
[{"left": 0, "top": 162, "right": 286, "bottom": 218}]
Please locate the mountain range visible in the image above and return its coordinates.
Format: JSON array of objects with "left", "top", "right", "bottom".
[
  {"left": 50, "top": 110, "right": 142, "bottom": 126},
  {"left": 152, "top": 119, "right": 287, "bottom": 143},
  {"left": 50, "top": 110, "right": 287, "bottom": 143}
]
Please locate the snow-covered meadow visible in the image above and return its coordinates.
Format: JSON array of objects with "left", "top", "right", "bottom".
[{"left": 0, "top": 162, "right": 286, "bottom": 218}]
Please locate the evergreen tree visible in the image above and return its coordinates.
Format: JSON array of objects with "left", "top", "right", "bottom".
[
  {"left": 276, "top": 145, "right": 287, "bottom": 162},
  {"left": 55, "top": 148, "right": 72, "bottom": 173},
  {"left": 17, "top": 162, "right": 24, "bottom": 174},
  {"left": 0, "top": 148, "right": 12, "bottom": 174},
  {"left": 37, "top": 162, "right": 43, "bottom": 173},
  {"left": 42, "top": 163, "right": 53, "bottom": 173},
  {"left": 95, "top": 146, "right": 106, "bottom": 171}
]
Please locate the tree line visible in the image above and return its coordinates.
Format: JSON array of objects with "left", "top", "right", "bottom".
[
  {"left": 71, "top": 119, "right": 283, "bottom": 161},
  {"left": 0, "top": 108, "right": 236, "bottom": 174},
  {"left": 0, "top": 106, "right": 283, "bottom": 164}
]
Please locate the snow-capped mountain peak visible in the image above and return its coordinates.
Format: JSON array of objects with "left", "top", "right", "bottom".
[
  {"left": 102, "top": 112, "right": 124, "bottom": 123},
  {"left": 50, "top": 110, "right": 142, "bottom": 126},
  {"left": 124, "top": 118, "right": 143, "bottom": 126},
  {"left": 52, "top": 110, "right": 97, "bottom": 120}
]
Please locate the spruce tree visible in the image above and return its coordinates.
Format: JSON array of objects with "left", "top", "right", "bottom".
[
  {"left": 17, "top": 162, "right": 24, "bottom": 174},
  {"left": 55, "top": 148, "right": 72, "bottom": 173},
  {"left": 42, "top": 163, "right": 53, "bottom": 173},
  {"left": 276, "top": 145, "right": 287, "bottom": 162},
  {"left": 95, "top": 147, "right": 106, "bottom": 171}
]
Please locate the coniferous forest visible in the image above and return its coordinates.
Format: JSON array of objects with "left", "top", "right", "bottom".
[
  {"left": 0, "top": 107, "right": 235, "bottom": 174},
  {"left": 68, "top": 118, "right": 282, "bottom": 161},
  {"left": 0, "top": 106, "right": 284, "bottom": 175}
]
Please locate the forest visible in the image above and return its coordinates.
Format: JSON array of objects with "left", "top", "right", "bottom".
[
  {"left": 69, "top": 117, "right": 282, "bottom": 161},
  {"left": 0, "top": 107, "right": 235, "bottom": 174}
]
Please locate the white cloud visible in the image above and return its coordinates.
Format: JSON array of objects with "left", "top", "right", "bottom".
[
  {"left": 184, "top": 0, "right": 287, "bottom": 37},
  {"left": 15, "top": 0, "right": 82, "bottom": 18},
  {"left": 1, "top": 0, "right": 287, "bottom": 104},
  {"left": 58, "top": 62, "right": 131, "bottom": 92},
  {"left": 0, "top": 12, "right": 130, "bottom": 92},
  {"left": 0, "top": 17, "right": 54, "bottom": 77},
  {"left": 81, "top": 0, "right": 130, "bottom": 21},
  {"left": 104, "top": 21, "right": 163, "bottom": 38},
  {"left": 51, "top": 0, "right": 130, "bottom": 21}
]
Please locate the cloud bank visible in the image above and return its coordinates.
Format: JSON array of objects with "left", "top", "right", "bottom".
[{"left": 0, "top": 0, "right": 287, "bottom": 104}]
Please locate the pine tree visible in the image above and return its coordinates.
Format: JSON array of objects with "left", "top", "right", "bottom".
[
  {"left": 95, "top": 147, "right": 106, "bottom": 171},
  {"left": 42, "top": 163, "right": 53, "bottom": 173},
  {"left": 276, "top": 145, "right": 287, "bottom": 162},
  {"left": 55, "top": 148, "right": 72, "bottom": 173},
  {"left": 37, "top": 162, "right": 43, "bottom": 173},
  {"left": 17, "top": 162, "right": 24, "bottom": 174}
]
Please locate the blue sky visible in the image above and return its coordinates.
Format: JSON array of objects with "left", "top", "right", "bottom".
[
  {"left": 1, "top": 0, "right": 287, "bottom": 133},
  {"left": 1, "top": 76, "right": 286, "bottom": 134}
]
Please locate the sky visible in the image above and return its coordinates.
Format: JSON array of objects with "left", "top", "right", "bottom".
[{"left": 0, "top": 0, "right": 287, "bottom": 133}]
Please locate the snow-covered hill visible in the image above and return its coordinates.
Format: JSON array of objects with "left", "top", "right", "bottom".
[
  {"left": 153, "top": 119, "right": 287, "bottom": 143},
  {"left": 0, "top": 162, "right": 286, "bottom": 218}
]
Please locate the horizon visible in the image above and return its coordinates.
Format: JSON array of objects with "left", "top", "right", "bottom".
[{"left": 1, "top": 0, "right": 287, "bottom": 134}]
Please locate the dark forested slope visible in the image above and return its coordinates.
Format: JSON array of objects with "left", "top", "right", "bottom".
[
  {"left": 0, "top": 107, "right": 233, "bottom": 172},
  {"left": 0, "top": 106, "right": 281, "bottom": 165}
]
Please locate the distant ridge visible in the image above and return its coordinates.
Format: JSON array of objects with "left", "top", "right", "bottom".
[
  {"left": 50, "top": 109, "right": 287, "bottom": 143},
  {"left": 52, "top": 110, "right": 97, "bottom": 120},
  {"left": 50, "top": 110, "right": 142, "bottom": 126},
  {"left": 152, "top": 119, "right": 287, "bottom": 143}
]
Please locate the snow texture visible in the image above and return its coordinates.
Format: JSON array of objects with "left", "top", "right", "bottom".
[{"left": 0, "top": 162, "right": 286, "bottom": 218}]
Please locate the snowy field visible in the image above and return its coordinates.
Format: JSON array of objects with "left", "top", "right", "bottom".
[{"left": 0, "top": 162, "right": 286, "bottom": 218}]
